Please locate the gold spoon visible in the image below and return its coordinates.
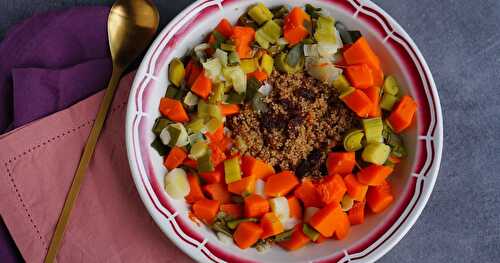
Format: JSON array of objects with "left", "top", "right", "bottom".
[{"left": 44, "top": 1, "right": 159, "bottom": 262}]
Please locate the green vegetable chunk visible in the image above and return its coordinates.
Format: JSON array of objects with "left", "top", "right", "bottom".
[
  {"left": 333, "top": 74, "right": 351, "bottom": 93},
  {"left": 198, "top": 100, "right": 209, "bottom": 119},
  {"left": 380, "top": 93, "right": 399, "bottom": 111},
  {"left": 209, "top": 83, "right": 225, "bottom": 104},
  {"left": 343, "top": 129, "right": 365, "bottom": 151},
  {"left": 224, "top": 156, "right": 242, "bottom": 184},
  {"left": 227, "top": 218, "right": 258, "bottom": 230},
  {"left": 168, "top": 58, "right": 185, "bottom": 87},
  {"left": 226, "top": 91, "right": 246, "bottom": 104},
  {"left": 362, "top": 117, "right": 384, "bottom": 144},
  {"left": 315, "top": 16, "right": 337, "bottom": 44},
  {"left": 152, "top": 117, "right": 172, "bottom": 136},
  {"left": 303, "top": 224, "right": 320, "bottom": 241},
  {"left": 362, "top": 143, "right": 391, "bottom": 165},
  {"left": 228, "top": 51, "right": 241, "bottom": 66},
  {"left": 151, "top": 137, "right": 170, "bottom": 156},
  {"left": 186, "top": 118, "right": 206, "bottom": 133},
  {"left": 270, "top": 5, "right": 289, "bottom": 19},
  {"left": 383, "top": 75, "right": 400, "bottom": 95},
  {"left": 189, "top": 141, "right": 208, "bottom": 160},
  {"left": 206, "top": 117, "right": 222, "bottom": 133},
  {"left": 197, "top": 152, "right": 214, "bottom": 173},
  {"left": 208, "top": 104, "right": 223, "bottom": 122},
  {"left": 248, "top": 3, "right": 273, "bottom": 25},
  {"left": 165, "top": 85, "right": 180, "bottom": 98},
  {"left": 221, "top": 43, "right": 236, "bottom": 52},
  {"left": 275, "top": 52, "right": 304, "bottom": 73}
]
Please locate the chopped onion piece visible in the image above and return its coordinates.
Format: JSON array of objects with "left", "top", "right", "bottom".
[
  {"left": 216, "top": 232, "right": 234, "bottom": 244},
  {"left": 255, "top": 179, "right": 266, "bottom": 197},
  {"left": 258, "top": 83, "right": 273, "bottom": 96},
  {"left": 283, "top": 217, "right": 300, "bottom": 230},
  {"left": 164, "top": 168, "right": 190, "bottom": 199},
  {"left": 159, "top": 128, "right": 171, "bottom": 146}
]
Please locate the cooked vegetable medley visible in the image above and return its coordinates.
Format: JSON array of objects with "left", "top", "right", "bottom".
[{"left": 152, "top": 3, "right": 417, "bottom": 251}]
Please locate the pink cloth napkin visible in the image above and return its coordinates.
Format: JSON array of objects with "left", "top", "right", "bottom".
[{"left": 0, "top": 72, "right": 193, "bottom": 263}]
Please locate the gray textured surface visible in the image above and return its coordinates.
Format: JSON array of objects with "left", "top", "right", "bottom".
[{"left": 1, "top": 0, "right": 499, "bottom": 262}]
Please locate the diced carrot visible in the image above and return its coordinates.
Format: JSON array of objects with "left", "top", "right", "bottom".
[
  {"left": 183, "top": 158, "right": 198, "bottom": 169},
  {"left": 203, "top": 183, "right": 231, "bottom": 204},
  {"left": 260, "top": 212, "right": 285, "bottom": 239},
  {"left": 185, "top": 174, "right": 205, "bottom": 204},
  {"left": 327, "top": 152, "right": 356, "bottom": 175},
  {"left": 220, "top": 104, "right": 240, "bottom": 116},
  {"left": 209, "top": 143, "right": 226, "bottom": 167},
  {"left": 206, "top": 125, "right": 224, "bottom": 143},
  {"left": 283, "top": 7, "right": 311, "bottom": 46},
  {"left": 287, "top": 196, "right": 303, "bottom": 220},
  {"left": 343, "top": 36, "right": 381, "bottom": 70},
  {"left": 265, "top": 171, "right": 299, "bottom": 197},
  {"left": 159, "top": 97, "right": 190, "bottom": 122},
  {"left": 244, "top": 194, "right": 269, "bottom": 218},
  {"left": 357, "top": 165, "right": 394, "bottom": 186},
  {"left": 316, "top": 174, "right": 347, "bottom": 205},
  {"left": 248, "top": 70, "right": 268, "bottom": 81},
  {"left": 191, "top": 70, "right": 213, "bottom": 99},
  {"left": 340, "top": 89, "right": 373, "bottom": 118},
  {"left": 348, "top": 200, "right": 366, "bottom": 225},
  {"left": 284, "top": 25, "right": 310, "bottom": 46},
  {"left": 366, "top": 181, "right": 394, "bottom": 213},
  {"left": 232, "top": 26, "right": 255, "bottom": 59},
  {"left": 387, "top": 95, "right": 417, "bottom": 133},
  {"left": 294, "top": 180, "right": 323, "bottom": 208},
  {"left": 309, "top": 203, "right": 343, "bottom": 237},
  {"left": 344, "top": 174, "right": 368, "bottom": 201},
  {"left": 345, "top": 64, "right": 375, "bottom": 89},
  {"left": 193, "top": 199, "right": 220, "bottom": 224},
  {"left": 228, "top": 174, "right": 256, "bottom": 196},
  {"left": 334, "top": 210, "right": 350, "bottom": 240},
  {"left": 371, "top": 66, "right": 384, "bottom": 87},
  {"left": 220, "top": 203, "right": 243, "bottom": 219},
  {"left": 365, "top": 86, "right": 382, "bottom": 117},
  {"left": 241, "top": 155, "right": 275, "bottom": 180},
  {"left": 233, "top": 222, "right": 263, "bottom": 249},
  {"left": 186, "top": 60, "right": 202, "bottom": 86},
  {"left": 216, "top": 18, "right": 233, "bottom": 38},
  {"left": 199, "top": 169, "right": 223, "bottom": 184},
  {"left": 279, "top": 224, "right": 311, "bottom": 251},
  {"left": 163, "top": 147, "right": 187, "bottom": 170}
]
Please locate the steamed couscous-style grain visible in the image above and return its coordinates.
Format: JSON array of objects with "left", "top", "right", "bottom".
[{"left": 227, "top": 71, "right": 356, "bottom": 177}]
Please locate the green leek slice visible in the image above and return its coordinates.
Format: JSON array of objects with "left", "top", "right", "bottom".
[
  {"left": 362, "top": 118, "right": 384, "bottom": 144},
  {"left": 224, "top": 156, "right": 242, "bottom": 184},
  {"left": 343, "top": 129, "right": 365, "bottom": 151},
  {"left": 361, "top": 143, "right": 391, "bottom": 165}
]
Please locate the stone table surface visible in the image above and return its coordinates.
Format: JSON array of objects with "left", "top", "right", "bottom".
[{"left": 1, "top": 0, "right": 499, "bottom": 262}]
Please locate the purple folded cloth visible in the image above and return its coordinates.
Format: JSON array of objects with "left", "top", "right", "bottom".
[{"left": 0, "top": 6, "right": 113, "bottom": 262}]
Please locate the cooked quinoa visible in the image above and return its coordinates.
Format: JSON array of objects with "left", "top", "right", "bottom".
[{"left": 226, "top": 71, "right": 356, "bottom": 178}]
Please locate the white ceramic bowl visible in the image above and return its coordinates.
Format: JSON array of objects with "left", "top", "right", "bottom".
[{"left": 125, "top": 0, "right": 443, "bottom": 262}]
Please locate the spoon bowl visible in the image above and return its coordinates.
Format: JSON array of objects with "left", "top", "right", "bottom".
[{"left": 108, "top": 0, "right": 159, "bottom": 69}]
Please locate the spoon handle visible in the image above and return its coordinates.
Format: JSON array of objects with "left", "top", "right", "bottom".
[{"left": 44, "top": 67, "right": 123, "bottom": 263}]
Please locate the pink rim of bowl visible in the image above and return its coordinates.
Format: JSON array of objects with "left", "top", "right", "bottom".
[{"left": 125, "top": 0, "right": 443, "bottom": 262}]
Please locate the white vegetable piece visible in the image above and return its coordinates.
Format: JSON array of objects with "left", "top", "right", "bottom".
[
  {"left": 269, "top": 197, "right": 290, "bottom": 221},
  {"left": 341, "top": 195, "right": 354, "bottom": 212},
  {"left": 258, "top": 83, "right": 272, "bottom": 96},
  {"left": 317, "top": 42, "right": 341, "bottom": 57},
  {"left": 183, "top": 91, "right": 199, "bottom": 106},
  {"left": 194, "top": 43, "right": 210, "bottom": 52},
  {"left": 255, "top": 179, "right": 266, "bottom": 197},
  {"left": 202, "top": 58, "right": 222, "bottom": 81},
  {"left": 277, "top": 37, "right": 288, "bottom": 46},
  {"left": 306, "top": 57, "right": 343, "bottom": 84},
  {"left": 303, "top": 44, "right": 319, "bottom": 57},
  {"left": 283, "top": 217, "right": 300, "bottom": 230},
  {"left": 216, "top": 232, "right": 234, "bottom": 245},
  {"left": 304, "top": 207, "right": 320, "bottom": 223},
  {"left": 214, "top": 49, "right": 228, "bottom": 67},
  {"left": 159, "top": 127, "right": 171, "bottom": 145},
  {"left": 164, "top": 168, "right": 190, "bottom": 199},
  {"left": 223, "top": 66, "right": 247, "bottom": 94}
]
